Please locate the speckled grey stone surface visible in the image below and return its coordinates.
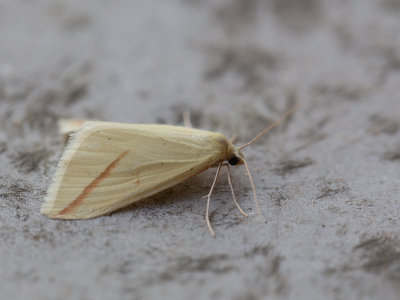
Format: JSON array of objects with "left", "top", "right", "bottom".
[{"left": 1, "top": 0, "right": 400, "bottom": 299}]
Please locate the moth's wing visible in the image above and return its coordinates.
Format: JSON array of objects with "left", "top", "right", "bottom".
[
  {"left": 41, "top": 122, "right": 228, "bottom": 219},
  {"left": 58, "top": 119, "right": 87, "bottom": 136}
]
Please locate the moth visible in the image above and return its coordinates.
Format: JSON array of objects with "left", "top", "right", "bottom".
[{"left": 41, "top": 107, "right": 296, "bottom": 236}]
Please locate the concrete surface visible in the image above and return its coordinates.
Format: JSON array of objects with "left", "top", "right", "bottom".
[{"left": 1, "top": 0, "right": 400, "bottom": 299}]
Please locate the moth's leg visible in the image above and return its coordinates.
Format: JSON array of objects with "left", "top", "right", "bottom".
[
  {"left": 240, "top": 155, "right": 261, "bottom": 215},
  {"left": 205, "top": 161, "right": 223, "bottom": 237},
  {"left": 225, "top": 163, "right": 248, "bottom": 217},
  {"left": 183, "top": 111, "right": 193, "bottom": 128}
]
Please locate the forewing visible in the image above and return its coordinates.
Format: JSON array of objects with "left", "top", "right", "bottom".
[{"left": 41, "top": 122, "right": 227, "bottom": 219}]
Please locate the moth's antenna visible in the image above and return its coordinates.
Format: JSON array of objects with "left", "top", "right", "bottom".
[
  {"left": 239, "top": 103, "right": 299, "bottom": 150},
  {"left": 240, "top": 155, "right": 261, "bottom": 215}
]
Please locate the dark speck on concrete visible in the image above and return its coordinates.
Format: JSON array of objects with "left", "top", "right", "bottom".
[
  {"left": 354, "top": 235, "right": 400, "bottom": 282},
  {"left": 274, "top": 158, "right": 314, "bottom": 176},
  {"left": 11, "top": 146, "right": 50, "bottom": 173},
  {"left": 383, "top": 151, "right": 400, "bottom": 162},
  {"left": 369, "top": 114, "right": 399, "bottom": 136}
]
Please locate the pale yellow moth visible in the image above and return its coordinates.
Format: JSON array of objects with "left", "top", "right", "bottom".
[{"left": 41, "top": 106, "right": 296, "bottom": 236}]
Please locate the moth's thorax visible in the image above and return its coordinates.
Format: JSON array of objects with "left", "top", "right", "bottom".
[{"left": 226, "top": 142, "right": 235, "bottom": 159}]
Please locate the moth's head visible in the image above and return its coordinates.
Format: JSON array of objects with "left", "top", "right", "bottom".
[{"left": 227, "top": 146, "right": 245, "bottom": 166}]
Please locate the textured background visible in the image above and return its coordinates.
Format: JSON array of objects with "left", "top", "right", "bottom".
[{"left": 1, "top": 0, "right": 400, "bottom": 299}]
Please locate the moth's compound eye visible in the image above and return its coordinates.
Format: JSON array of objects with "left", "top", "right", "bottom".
[{"left": 228, "top": 156, "right": 239, "bottom": 165}]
